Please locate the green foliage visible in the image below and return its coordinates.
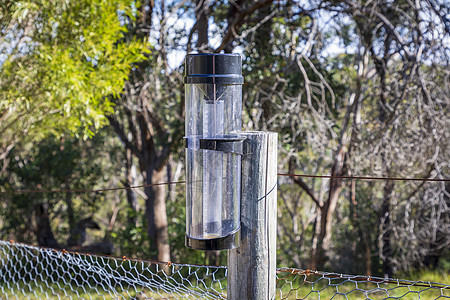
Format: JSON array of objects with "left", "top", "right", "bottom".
[
  {"left": 112, "top": 216, "right": 151, "bottom": 258},
  {"left": 0, "top": 130, "right": 123, "bottom": 243},
  {"left": 0, "top": 0, "right": 149, "bottom": 140},
  {"left": 0, "top": 0, "right": 448, "bottom": 278}
]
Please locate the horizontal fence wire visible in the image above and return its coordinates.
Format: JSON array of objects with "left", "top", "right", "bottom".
[
  {"left": 1, "top": 174, "right": 448, "bottom": 194},
  {"left": 277, "top": 173, "right": 450, "bottom": 182},
  {"left": 0, "top": 181, "right": 187, "bottom": 195},
  {"left": 1, "top": 240, "right": 449, "bottom": 299}
]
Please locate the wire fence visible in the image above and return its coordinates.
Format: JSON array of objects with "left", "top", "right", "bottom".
[
  {"left": 1, "top": 240, "right": 448, "bottom": 299},
  {"left": 1, "top": 173, "right": 448, "bottom": 195},
  {"left": 0, "top": 240, "right": 227, "bottom": 299}
]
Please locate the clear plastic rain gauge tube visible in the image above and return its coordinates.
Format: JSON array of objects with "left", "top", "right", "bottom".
[{"left": 184, "top": 54, "right": 244, "bottom": 250}]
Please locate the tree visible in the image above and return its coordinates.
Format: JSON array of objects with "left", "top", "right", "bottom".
[
  {"left": 0, "top": 0, "right": 148, "bottom": 175},
  {"left": 1, "top": 0, "right": 447, "bottom": 274},
  {"left": 0, "top": 131, "right": 123, "bottom": 249},
  {"left": 237, "top": 0, "right": 449, "bottom": 272},
  {"left": 109, "top": 0, "right": 448, "bottom": 270},
  {"left": 108, "top": 0, "right": 277, "bottom": 262}
]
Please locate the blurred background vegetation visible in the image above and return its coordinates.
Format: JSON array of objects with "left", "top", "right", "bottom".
[{"left": 0, "top": 0, "right": 448, "bottom": 281}]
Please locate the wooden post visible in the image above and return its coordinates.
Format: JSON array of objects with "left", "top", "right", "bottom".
[{"left": 228, "top": 131, "right": 277, "bottom": 300}]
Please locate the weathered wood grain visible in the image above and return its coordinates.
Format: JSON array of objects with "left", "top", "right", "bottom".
[{"left": 228, "top": 131, "right": 277, "bottom": 300}]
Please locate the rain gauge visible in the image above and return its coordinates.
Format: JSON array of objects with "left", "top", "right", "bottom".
[{"left": 184, "top": 54, "right": 244, "bottom": 250}]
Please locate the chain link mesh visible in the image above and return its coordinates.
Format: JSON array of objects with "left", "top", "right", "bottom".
[
  {"left": 0, "top": 241, "right": 227, "bottom": 299},
  {"left": 276, "top": 268, "right": 449, "bottom": 300},
  {"left": 1, "top": 240, "right": 448, "bottom": 299}
]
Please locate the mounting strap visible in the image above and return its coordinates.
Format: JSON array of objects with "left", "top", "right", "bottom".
[{"left": 184, "top": 135, "right": 246, "bottom": 155}]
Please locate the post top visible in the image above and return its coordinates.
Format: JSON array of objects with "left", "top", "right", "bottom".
[{"left": 184, "top": 53, "right": 244, "bottom": 84}]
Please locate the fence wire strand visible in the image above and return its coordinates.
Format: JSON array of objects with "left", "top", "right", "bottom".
[
  {"left": 1, "top": 173, "right": 448, "bottom": 195},
  {"left": 1, "top": 241, "right": 448, "bottom": 299}
]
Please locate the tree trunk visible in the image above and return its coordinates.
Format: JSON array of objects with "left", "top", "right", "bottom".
[
  {"left": 310, "top": 209, "right": 321, "bottom": 269},
  {"left": 322, "top": 181, "right": 342, "bottom": 247},
  {"left": 125, "top": 148, "right": 138, "bottom": 226},
  {"left": 141, "top": 158, "right": 171, "bottom": 262},
  {"left": 195, "top": 0, "right": 209, "bottom": 51},
  {"left": 143, "top": 163, "right": 156, "bottom": 251},
  {"left": 34, "top": 203, "right": 59, "bottom": 248},
  {"left": 223, "top": 0, "right": 246, "bottom": 53},
  {"left": 206, "top": 250, "right": 220, "bottom": 266},
  {"left": 138, "top": 0, "right": 154, "bottom": 39},
  {"left": 65, "top": 189, "right": 75, "bottom": 232},
  {"left": 153, "top": 168, "right": 170, "bottom": 262},
  {"left": 363, "top": 233, "right": 372, "bottom": 276},
  {"left": 314, "top": 150, "right": 346, "bottom": 269},
  {"left": 381, "top": 180, "right": 394, "bottom": 277}
]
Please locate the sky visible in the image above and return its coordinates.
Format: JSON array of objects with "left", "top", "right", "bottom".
[{"left": 149, "top": 3, "right": 351, "bottom": 71}]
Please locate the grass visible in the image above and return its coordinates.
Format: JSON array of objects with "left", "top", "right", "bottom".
[
  {"left": 396, "top": 269, "right": 449, "bottom": 285},
  {"left": 0, "top": 283, "right": 195, "bottom": 299},
  {"left": 0, "top": 277, "right": 227, "bottom": 299}
]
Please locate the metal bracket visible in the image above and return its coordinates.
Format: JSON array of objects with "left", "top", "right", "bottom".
[
  {"left": 185, "top": 135, "right": 246, "bottom": 155},
  {"left": 185, "top": 227, "right": 241, "bottom": 250}
]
